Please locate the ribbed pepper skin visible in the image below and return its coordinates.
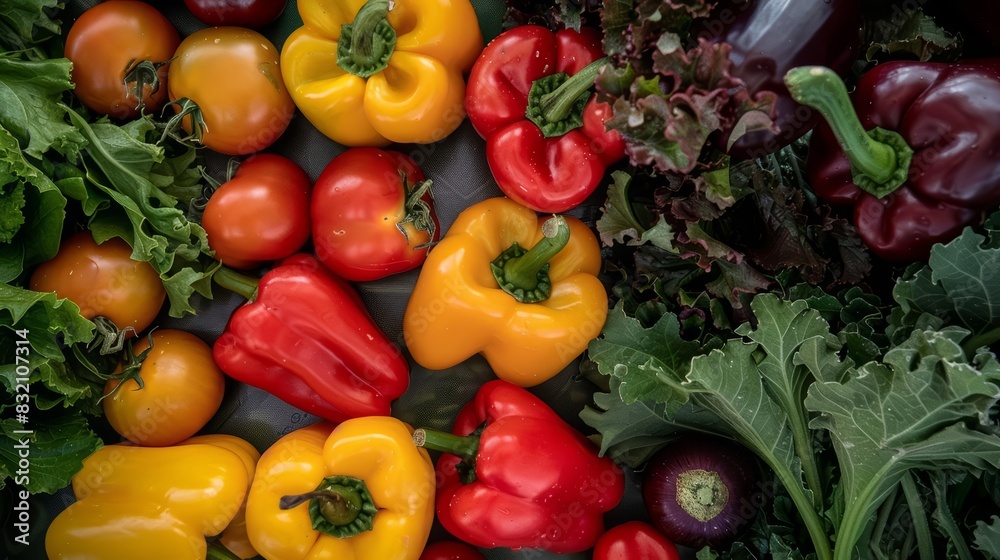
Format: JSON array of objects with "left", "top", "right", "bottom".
[
  {"left": 45, "top": 435, "right": 257, "bottom": 560},
  {"left": 807, "top": 60, "right": 1000, "bottom": 261},
  {"left": 434, "top": 380, "right": 625, "bottom": 553},
  {"left": 280, "top": 0, "right": 483, "bottom": 147},
  {"left": 213, "top": 254, "right": 410, "bottom": 422},
  {"left": 402, "top": 197, "right": 608, "bottom": 387},
  {"left": 465, "top": 25, "right": 625, "bottom": 213},
  {"left": 246, "top": 417, "right": 436, "bottom": 560}
]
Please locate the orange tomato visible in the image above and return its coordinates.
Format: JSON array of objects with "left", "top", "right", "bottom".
[
  {"left": 167, "top": 26, "right": 295, "bottom": 155},
  {"left": 64, "top": 0, "right": 180, "bottom": 119},
  {"left": 102, "top": 329, "right": 226, "bottom": 447},
  {"left": 29, "top": 232, "right": 165, "bottom": 334}
]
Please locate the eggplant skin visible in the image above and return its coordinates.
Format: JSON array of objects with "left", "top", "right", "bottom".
[
  {"left": 641, "top": 434, "right": 764, "bottom": 549},
  {"left": 691, "top": 0, "right": 864, "bottom": 160}
]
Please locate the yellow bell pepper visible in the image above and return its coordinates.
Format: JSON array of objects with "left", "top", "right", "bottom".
[
  {"left": 402, "top": 197, "right": 609, "bottom": 387},
  {"left": 280, "top": 0, "right": 483, "bottom": 147},
  {"left": 45, "top": 434, "right": 258, "bottom": 560},
  {"left": 246, "top": 416, "right": 435, "bottom": 560}
]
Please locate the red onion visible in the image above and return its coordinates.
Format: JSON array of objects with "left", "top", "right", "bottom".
[{"left": 642, "top": 434, "right": 763, "bottom": 549}]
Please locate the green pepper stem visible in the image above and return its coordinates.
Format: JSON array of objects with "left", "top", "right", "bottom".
[
  {"left": 337, "top": 0, "right": 396, "bottom": 78},
  {"left": 412, "top": 428, "right": 479, "bottom": 462},
  {"left": 491, "top": 215, "right": 570, "bottom": 303},
  {"left": 784, "top": 66, "right": 912, "bottom": 198},
  {"left": 540, "top": 57, "right": 608, "bottom": 122},
  {"left": 212, "top": 266, "right": 260, "bottom": 301},
  {"left": 205, "top": 543, "right": 242, "bottom": 560},
  {"left": 279, "top": 476, "right": 378, "bottom": 538}
]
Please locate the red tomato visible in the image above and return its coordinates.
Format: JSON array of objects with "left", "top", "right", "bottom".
[
  {"left": 102, "top": 329, "right": 225, "bottom": 447},
  {"left": 64, "top": 0, "right": 180, "bottom": 119},
  {"left": 29, "top": 231, "right": 165, "bottom": 334},
  {"left": 592, "top": 521, "right": 681, "bottom": 560},
  {"left": 201, "top": 154, "right": 312, "bottom": 269},
  {"left": 167, "top": 26, "right": 295, "bottom": 155},
  {"left": 183, "top": 0, "right": 287, "bottom": 28},
  {"left": 312, "top": 147, "right": 440, "bottom": 282},
  {"left": 419, "top": 541, "right": 486, "bottom": 560}
]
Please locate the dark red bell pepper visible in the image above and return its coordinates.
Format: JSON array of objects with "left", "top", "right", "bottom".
[
  {"left": 412, "top": 380, "right": 625, "bottom": 553},
  {"left": 211, "top": 254, "right": 409, "bottom": 421},
  {"left": 593, "top": 521, "right": 680, "bottom": 560},
  {"left": 465, "top": 25, "right": 625, "bottom": 213},
  {"left": 695, "top": 0, "right": 863, "bottom": 159},
  {"left": 785, "top": 60, "right": 1000, "bottom": 262}
]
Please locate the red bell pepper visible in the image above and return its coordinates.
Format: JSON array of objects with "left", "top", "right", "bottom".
[
  {"left": 412, "top": 380, "right": 625, "bottom": 554},
  {"left": 784, "top": 61, "right": 1000, "bottom": 262},
  {"left": 593, "top": 521, "right": 680, "bottom": 560},
  {"left": 419, "top": 541, "right": 485, "bottom": 560},
  {"left": 212, "top": 254, "right": 409, "bottom": 422},
  {"left": 465, "top": 25, "right": 625, "bottom": 213}
]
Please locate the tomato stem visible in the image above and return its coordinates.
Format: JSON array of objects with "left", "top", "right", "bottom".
[
  {"left": 122, "top": 58, "right": 170, "bottom": 115},
  {"left": 397, "top": 171, "right": 436, "bottom": 249}
]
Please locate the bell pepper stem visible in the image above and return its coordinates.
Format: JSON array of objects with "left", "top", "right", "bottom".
[
  {"left": 205, "top": 543, "right": 242, "bottom": 560},
  {"left": 540, "top": 57, "right": 608, "bottom": 122},
  {"left": 212, "top": 266, "right": 260, "bottom": 301},
  {"left": 279, "top": 475, "right": 378, "bottom": 538},
  {"left": 337, "top": 0, "right": 397, "bottom": 78},
  {"left": 784, "top": 66, "right": 913, "bottom": 198},
  {"left": 527, "top": 58, "right": 608, "bottom": 137},
  {"left": 412, "top": 428, "right": 479, "bottom": 461},
  {"left": 491, "top": 215, "right": 570, "bottom": 303}
]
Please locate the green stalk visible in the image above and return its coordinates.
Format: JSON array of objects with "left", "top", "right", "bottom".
[
  {"left": 412, "top": 427, "right": 481, "bottom": 485},
  {"left": 337, "top": 0, "right": 396, "bottom": 78},
  {"left": 784, "top": 66, "right": 913, "bottom": 198},
  {"left": 412, "top": 428, "right": 479, "bottom": 460},
  {"left": 900, "top": 472, "right": 934, "bottom": 560},
  {"left": 212, "top": 266, "right": 260, "bottom": 301},
  {"left": 279, "top": 475, "right": 378, "bottom": 538},
  {"left": 491, "top": 216, "right": 570, "bottom": 303},
  {"left": 691, "top": 393, "right": 833, "bottom": 560},
  {"left": 526, "top": 57, "right": 608, "bottom": 137},
  {"left": 833, "top": 462, "right": 902, "bottom": 560}
]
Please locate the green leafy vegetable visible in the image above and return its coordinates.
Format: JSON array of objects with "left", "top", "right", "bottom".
[
  {"left": 584, "top": 247, "right": 1000, "bottom": 559},
  {"left": 0, "top": 284, "right": 104, "bottom": 494}
]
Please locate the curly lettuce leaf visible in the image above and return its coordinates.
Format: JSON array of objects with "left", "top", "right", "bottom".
[
  {"left": 0, "top": 284, "right": 104, "bottom": 494},
  {"left": 0, "top": 126, "right": 68, "bottom": 282},
  {"left": 66, "top": 108, "right": 218, "bottom": 317},
  {"left": 0, "top": 56, "right": 84, "bottom": 160},
  {"left": 865, "top": 8, "right": 962, "bottom": 62},
  {"left": 0, "top": 0, "right": 63, "bottom": 59}
]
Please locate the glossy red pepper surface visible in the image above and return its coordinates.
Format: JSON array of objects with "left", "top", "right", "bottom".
[
  {"left": 424, "top": 380, "right": 624, "bottom": 553},
  {"left": 419, "top": 541, "right": 486, "bottom": 560},
  {"left": 806, "top": 59, "right": 1000, "bottom": 262},
  {"left": 465, "top": 25, "right": 625, "bottom": 213},
  {"left": 212, "top": 254, "right": 409, "bottom": 421},
  {"left": 593, "top": 521, "right": 681, "bottom": 560}
]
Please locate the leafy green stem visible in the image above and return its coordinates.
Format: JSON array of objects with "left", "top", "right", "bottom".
[
  {"left": 900, "top": 472, "right": 934, "bottom": 560},
  {"left": 691, "top": 393, "right": 833, "bottom": 560},
  {"left": 961, "top": 325, "right": 1000, "bottom": 356},
  {"left": 833, "top": 462, "right": 900, "bottom": 560}
]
